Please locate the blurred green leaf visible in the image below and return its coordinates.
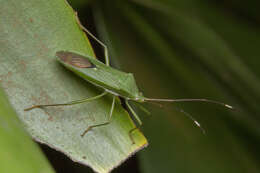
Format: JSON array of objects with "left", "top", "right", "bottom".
[
  {"left": 0, "top": 88, "right": 54, "bottom": 173},
  {"left": 91, "top": 1, "right": 260, "bottom": 173},
  {"left": 0, "top": 0, "right": 147, "bottom": 172}
]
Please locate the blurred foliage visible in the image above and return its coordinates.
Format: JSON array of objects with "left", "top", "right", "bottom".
[
  {"left": 0, "top": 87, "right": 54, "bottom": 173},
  {"left": 68, "top": 0, "right": 260, "bottom": 172}
]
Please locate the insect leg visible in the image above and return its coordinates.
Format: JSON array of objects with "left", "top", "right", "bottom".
[
  {"left": 126, "top": 101, "right": 142, "bottom": 125},
  {"left": 126, "top": 100, "right": 143, "bottom": 144},
  {"left": 75, "top": 12, "right": 110, "bottom": 66},
  {"left": 135, "top": 102, "right": 151, "bottom": 117},
  {"left": 24, "top": 92, "right": 107, "bottom": 111},
  {"left": 81, "top": 95, "right": 116, "bottom": 137}
]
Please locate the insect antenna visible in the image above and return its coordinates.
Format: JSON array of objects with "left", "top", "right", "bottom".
[
  {"left": 144, "top": 99, "right": 206, "bottom": 133},
  {"left": 146, "top": 101, "right": 163, "bottom": 108},
  {"left": 144, "top": 97, "right": 235, "bottom": 133},
  {"left": 172, "top": 106, "right": 206, "bottom": 134},
  {"left": 144, "top": 98, "right": 234, "bottom": 110}
]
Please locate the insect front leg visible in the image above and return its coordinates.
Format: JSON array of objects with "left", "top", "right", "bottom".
[
  {"left": 126, "top": 100, "right": 143, "bottom": 144},
  {"left": 128, "top": 127, "right": 141, "bottom": 145},
  {"left": 81, "top": 95, "right": 116, "bottom": 137},
  {"left": 24, "top": 92, "right": 107, "bottom": 111}
]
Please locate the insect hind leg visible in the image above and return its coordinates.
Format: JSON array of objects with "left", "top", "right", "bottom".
[
  {"left": 75, "top": 12, "right": 110, "bottom": 66},
  {"left": 81, "top": 95, "right": 116, "bottom": 137}
]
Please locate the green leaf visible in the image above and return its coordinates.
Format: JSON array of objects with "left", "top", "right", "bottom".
[
  {"left": 0, "top": 0, "right": 147, "bottom": 172},
  {"left": 0, "top": 88, "right": 54, "bottom": 173}
]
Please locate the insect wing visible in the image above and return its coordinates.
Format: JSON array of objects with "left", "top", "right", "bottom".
[{"left": 56, "top": 51, "right": 96, "bottom": 68}]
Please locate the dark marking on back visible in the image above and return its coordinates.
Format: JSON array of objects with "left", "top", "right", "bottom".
[{"left": 56, "top": 51, "right": 96, "bottom": 68}]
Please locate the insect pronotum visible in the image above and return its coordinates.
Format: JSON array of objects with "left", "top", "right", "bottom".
[{"left": 25, "top": 20, "right": 234, "bottom": 144}]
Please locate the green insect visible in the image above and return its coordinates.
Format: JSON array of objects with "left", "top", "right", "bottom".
[{"left": 25, "top": 24, "right": 234, "bottom": 144}]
